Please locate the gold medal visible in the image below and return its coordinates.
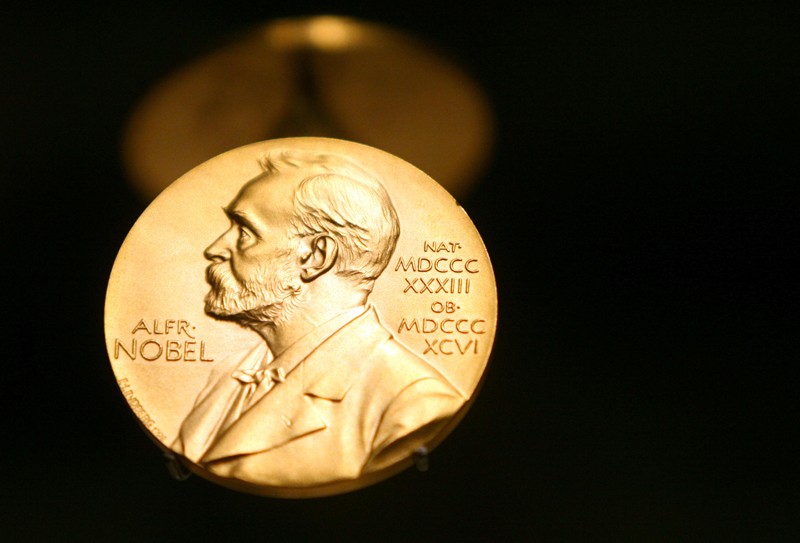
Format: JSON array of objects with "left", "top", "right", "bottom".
[{"left": 105, "top": 137, "right": 497, "bottom": 496}]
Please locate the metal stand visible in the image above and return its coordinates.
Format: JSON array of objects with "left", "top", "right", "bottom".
[
  {"left": 164, "top": 451, "right": 192, "bottom": 481},
  {"left": 413, "top": 447, "right": 430, "bottom": 472}
]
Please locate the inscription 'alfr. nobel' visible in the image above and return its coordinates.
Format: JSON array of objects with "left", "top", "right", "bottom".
[{"left": 114, "top": 319, "right": 213, "bottom": 362}]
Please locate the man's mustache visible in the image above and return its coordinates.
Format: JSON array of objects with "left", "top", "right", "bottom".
[{"left": 206, "top": 262, "right": 234, "bottom": 289}]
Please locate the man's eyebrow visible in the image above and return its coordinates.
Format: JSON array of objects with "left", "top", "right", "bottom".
[{"left": 222, "top": 207, "right": 260, "bottom": 234}]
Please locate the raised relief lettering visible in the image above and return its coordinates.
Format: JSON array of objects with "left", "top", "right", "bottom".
[
  {"left": 114, "top": 319, "right": 213, "bottom": 362},
  {"left": 403, "top": 277, "right": 471, "bottom": 294},
  {"left": 397, "top": 318, "right": 487, "bottom": 335},
  {"left": 422, "top": 338, "right": 479, "bottom": 356},
  {"left": 399, "top": 316, "right": 483, "bottom": 357},
  {"left": 398, "top": 295, "right": 486, "bottom": 357},
  {"left": 393, "top": 243, "right": 485, "bottom": 355},
  {"left": 117, "top": 378, "right": 166, "bottom": 440},
  {"left": 396, "top": 242, "right": 480, "bottom": 296},
  {"left": 395, "top": 257, "right": 479, "bottom": 274}
]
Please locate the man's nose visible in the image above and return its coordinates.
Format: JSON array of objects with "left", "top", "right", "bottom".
[{"left": 204, "top": 230, "right": 234, "bottom": 262}]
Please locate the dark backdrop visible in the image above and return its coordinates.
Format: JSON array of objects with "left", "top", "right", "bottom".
[{"left": 3, "top": 2, "right": 797, "bottom": 541}]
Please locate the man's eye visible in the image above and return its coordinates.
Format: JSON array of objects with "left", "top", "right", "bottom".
[{"left": 237, "top": 227, "right": 253, "bottom": 248}]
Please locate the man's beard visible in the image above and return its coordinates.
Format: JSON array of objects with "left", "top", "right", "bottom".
[{"left": 204, "top": 252, "right": 304, "bottom": 327}]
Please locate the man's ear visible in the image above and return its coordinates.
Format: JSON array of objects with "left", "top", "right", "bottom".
[{"left": 299, "top": 235, "right": 338, "bottom": 282}]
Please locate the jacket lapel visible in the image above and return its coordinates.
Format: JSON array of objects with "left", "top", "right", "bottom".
[
  {"left": 302, "top": 307, "right": 391, "bottom": 400},
  {"left": 200, "top": 307, "right": 391, "bottom": 463},
  {"left": 177, "top": 343, "right": 266, "bottom": 462},
  {"left": 201, "top": 369, "right": 326, "bottom": 463}
]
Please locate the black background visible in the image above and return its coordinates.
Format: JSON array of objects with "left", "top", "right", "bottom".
[{"left": 3, "top": 1, "right": 798, "bottom": 541}]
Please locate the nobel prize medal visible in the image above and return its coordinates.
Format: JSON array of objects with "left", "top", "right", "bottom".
[{"left": 105, "top": 137, "right": 497, "bottom": 496}]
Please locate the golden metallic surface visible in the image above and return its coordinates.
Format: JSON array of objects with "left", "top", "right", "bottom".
[
  {"left": 105, "top": 138, "right": 497, "bottom": 497},
  {"left": 122, "top": 16, "right": 493, "bottom": 201}
]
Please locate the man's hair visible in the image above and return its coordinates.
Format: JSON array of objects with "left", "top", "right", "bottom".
[{"left": 258, "top": 150, "right": 401, "bottom": 290}]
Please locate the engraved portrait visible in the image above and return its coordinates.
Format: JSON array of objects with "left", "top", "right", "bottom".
[{"left": 173, "top": 150, "right": 465, "bottom": 487}]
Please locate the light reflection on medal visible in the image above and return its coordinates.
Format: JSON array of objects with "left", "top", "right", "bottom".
[
  {"left": 105, "top": 137, "right": 497, "bottom": 496},
  {"left": 122, "top": 16, "right": 494, "bottom": 201}
]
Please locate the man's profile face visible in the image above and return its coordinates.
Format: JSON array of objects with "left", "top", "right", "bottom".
[{"left": 203, "top": 172, "right": 304, "bottom": 323}]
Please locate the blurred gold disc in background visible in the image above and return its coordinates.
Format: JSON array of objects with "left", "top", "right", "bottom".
[{"left": 122, "top": 16, "right": 494, "bottom": 201}]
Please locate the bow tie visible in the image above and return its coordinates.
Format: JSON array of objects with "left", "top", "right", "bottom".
[{"left": 231, "top": 366, "right": 286, "bottom": 386}]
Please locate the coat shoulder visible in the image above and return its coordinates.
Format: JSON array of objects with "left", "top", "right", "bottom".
[{"left": 363, "top": 334, "right": 461, "bottom": 398}]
